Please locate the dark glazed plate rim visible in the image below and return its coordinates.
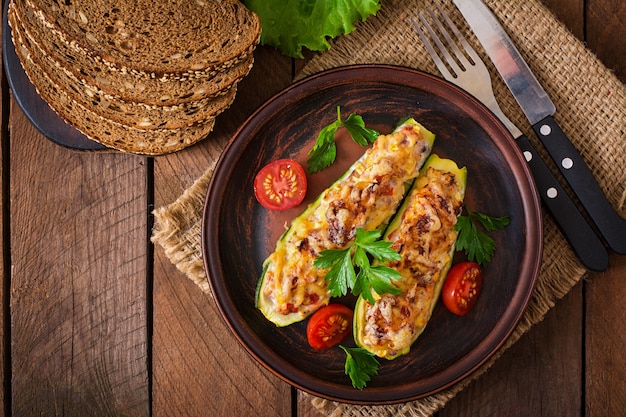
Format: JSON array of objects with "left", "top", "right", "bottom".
[{"left": 202, "top": 64, "right": 542, "bottom": 404}]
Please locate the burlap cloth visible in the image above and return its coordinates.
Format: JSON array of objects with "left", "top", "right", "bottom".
[{"left": 151, "top": 0, "right": 626, "bottom": 415}]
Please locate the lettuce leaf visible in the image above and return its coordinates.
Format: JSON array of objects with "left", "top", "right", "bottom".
[{"left": 243, "top": 0, "right": 381, "bottom": 58}]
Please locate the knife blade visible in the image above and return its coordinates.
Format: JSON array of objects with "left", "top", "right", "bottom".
[
  {"left": 411, "top": 12, "right": 608, "bottom": 271},
  {"left": 453, "top": 0, "right": 626, "bottom": 255}
]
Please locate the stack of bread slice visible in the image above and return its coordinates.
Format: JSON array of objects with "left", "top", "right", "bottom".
[{"left": 8, "top": 0, "right": 261, "bottom": 155}]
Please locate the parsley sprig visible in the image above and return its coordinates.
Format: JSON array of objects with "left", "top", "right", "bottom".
[
  {"left": 307, "top": 107, "right": 379, "bottom": 174},
  {"left": 314, "top": 228, "right": 397, "bottom": 389},
  {"left": 314, "top": 228, "right": 402, "bottom": 305},
  {"left": 455, "top": 207, "right": 510, "bottom": 265},
  {"left": 340, "top": 345, "right": 380, "bottom": 389}
]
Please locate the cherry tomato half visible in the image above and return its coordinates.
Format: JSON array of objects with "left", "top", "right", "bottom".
[
  {"left": 306, "top": 304, "right": 354, "bottom": 350},
  {"left": 253, "top": 159, "right": 307, "bottom": 211},
  {"left": 442, "top": 261, "right": 483, "bottom": 316}
]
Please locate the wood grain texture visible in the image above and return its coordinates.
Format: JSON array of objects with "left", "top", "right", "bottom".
[
  {"left": 542, "top": 0, "right": 625, "bottom": 82},
  {"left": 586, "top": 0, "right": 626, "bottom": 81},
  {"left": 585, "top": 254, "right": 626, "bottom": 416},
  {"left": 1, "top": 0, "right": 624, "bottom": 415},
  {"left": 0, "top": 19, "right": 5, "bottom": 413},
  {"left": 152, "top": 46, "right": 295, "bottom": 417},
  {"left": 152, "top": 256, "right": 292, "bottom": 417},
  {"left": 8, "top": 107, "right": 149, "bottom": 416},
  {"left": 542, "top": 0, "right": 584, "bottom": 39},
  {"left": 440, "top": 286, "right": 583, "bottom": 416}
]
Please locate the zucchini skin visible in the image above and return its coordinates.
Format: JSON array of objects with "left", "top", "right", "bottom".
[
  {"left": 256, "top": 119, "right": 436, "bottom": 327},
  {"left": 353, "top": 154, "right": 467, "bottom": 359}
]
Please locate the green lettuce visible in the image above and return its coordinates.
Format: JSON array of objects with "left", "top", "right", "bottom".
[{"left": 243, "top": 0, "right": 381, "bottom": 58}]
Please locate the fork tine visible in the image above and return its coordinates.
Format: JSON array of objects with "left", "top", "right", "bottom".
[
  {"left": 426, "top": 5, "right": 474, "bottom": 72},
  {"left": 432, "top": 3, "right": 483, "bottom": 67},
  {"left": 411, "top": 16, "right": 454, "bottom": 80},
  {"left": 411, "top": 4, "right": 521, "bottom": 136},
  {"left": 412, "top": 3, "right": 490, "bottom": 82}
]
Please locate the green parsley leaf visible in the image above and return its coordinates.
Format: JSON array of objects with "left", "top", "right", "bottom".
[
  {"left": 316, "top": 248, "right": 355, "bottom": 298},
  {"left": 353, "top": 244, "right": 371, "bottom": 270},
  {"left": 455, "top": 215, "right": 494, "bottom": 265},
  {"left": 455, "top": 207, "right": 510, "bottom": 265},
  {"left": 353, "top": 228, "right": 401, "bottom": 263},
  {"left": 313, "top": 246, "right": 349, "bottom": 270},
  {"left": 340, "top": 345, "right": 379, "bottom": 389},
  {"left": 343, "top": 113, "right": 380, "bottom": 146},
  {"left": 363, "top": 265, "right": 403, "bottom": 304},
  {"left": 472, "top": 211, "right": 511, "bottom": 231},
  {"left": 358, "top": 238, "right": 403, "bottom": 263},
  {"left": 307, "top": 116, "right": 341, "bottom": 173},
  {"left": 314, "top": 228, "right": 402, "bottom": 302},
  {"left": 307, "top": 107, "right": 379, "bottom": 174}
]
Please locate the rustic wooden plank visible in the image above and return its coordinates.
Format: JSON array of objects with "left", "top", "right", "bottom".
[
  {"left": 583, "top": 0, "right": 626, "bottom": 412},
  {"left": 152, "top": 255, "right": 293, "bottom": 416},
  {"left": 0, "top": 29, "right": 6, "bottom": 415},
  {"left": 541, "top": 0, "right": 585, "bottom": 39},
  {"left": 151, "top": 46, "right": 295, "bottom": 417},
  {"left": 542, "top": 0, "right": 625, "bottom": 83},
  {"left": 9, "top": 107, "right": 149, "bottom": 416},
  {"left": 440, "top": 285, "right": 583, "bottom": 416},
  {"left": 585, "top": 253, "right": 626, "bottom": 416},
  {"left": 586, "top": 0, "right": 626, "bottom": 81}
]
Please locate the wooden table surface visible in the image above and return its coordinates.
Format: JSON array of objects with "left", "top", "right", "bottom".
[{"left": 1, "top": 0, "right": 624, "bottom": 416}]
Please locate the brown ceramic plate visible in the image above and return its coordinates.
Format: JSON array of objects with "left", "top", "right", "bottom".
[{"left": 202, "top": 65, "right": 542, "bottom": 404}]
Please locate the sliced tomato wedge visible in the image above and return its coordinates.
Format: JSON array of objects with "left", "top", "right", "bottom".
[
  {"left": 253, "top": 159, "right": 307, "bottom": 211},
  {"left": 306, "top": 304, "right": 353, "bottom": 350},
  {"left": 442, "top": 261, "right": 483, "bottom": 316}
]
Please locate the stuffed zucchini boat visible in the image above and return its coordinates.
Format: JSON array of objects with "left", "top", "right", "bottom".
[
  {"left": 354, "top": 154, "right": 467, "bottom": 359},
  {"left": 255, "top": 119, "right": 436, "bottom": 327}
]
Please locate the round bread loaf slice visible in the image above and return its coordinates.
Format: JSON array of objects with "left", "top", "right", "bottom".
[
  {"left": 12, "top": 33, "right": 220, "bottom": 155},
  {"left": 10, "top": 10, "right": 240, "bottom": 129},
  {"left": 17, "top": 0, "right": 261, "bottom": 76},
  {"left": 11, "top": 0, "right": 257, "bottom": 105}
]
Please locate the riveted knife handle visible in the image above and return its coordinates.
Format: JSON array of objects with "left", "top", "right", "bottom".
[
  {"left": 517, "top": 134, "right": 608, "bottom": 271},
  {"left": 533, "top": 115, "right": 626, "bottom": 254}
]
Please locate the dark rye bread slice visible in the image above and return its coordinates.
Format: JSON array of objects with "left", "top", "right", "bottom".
[
  {"left": 9, "top": 10, "right": 240, "bottom": 129},
  {"left": 18, "top": 0, "right": 261, "bottom": 76},
  {"left": 12, "top": 0, "right": 257, "bottom": 106},
  {"left": 12, "top": 32, "right": 220, "bottom": 155}
]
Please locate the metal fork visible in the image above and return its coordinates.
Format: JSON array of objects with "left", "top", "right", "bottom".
[
  {"left": 412, "top": 5, "right": 520, "bottom": 137},
  {"left": 410, "top": 4, "right": 609, "bottom": 271}
]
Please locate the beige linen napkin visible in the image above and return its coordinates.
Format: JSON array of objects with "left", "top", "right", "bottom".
[{"left": 152, "top": 0, "right": 626, "bottom": 415}]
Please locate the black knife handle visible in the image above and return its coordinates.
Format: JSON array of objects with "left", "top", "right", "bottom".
[
  {"left": 516, "top": 134, "right": 608, "bottom": 271},
  {"left": 533, "top": 115, "right": 626, "bottom": 254}
]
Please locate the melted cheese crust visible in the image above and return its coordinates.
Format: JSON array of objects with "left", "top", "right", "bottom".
[
  {"left": 261, "top": 122, "right": 433, "bottom": 321},
  {"left": 360, "top": 167, "right": 465, "bottom": 358}
]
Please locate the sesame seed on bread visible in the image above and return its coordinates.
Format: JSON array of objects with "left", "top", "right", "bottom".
[
  {"left": 10, "top": 13, "right": 241, "bottom": 130},
  {"left": 8, "top": 0, "right": 261, "bottom": 154},
  {"left": 12, "top": 1, "right": 256, "bottom": 106},
  {"left": 13, "top": 34, "right": 220, "bottom": 155},
  {"left": 18, "top": 0, "right": 261, "bottom": 76}
]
